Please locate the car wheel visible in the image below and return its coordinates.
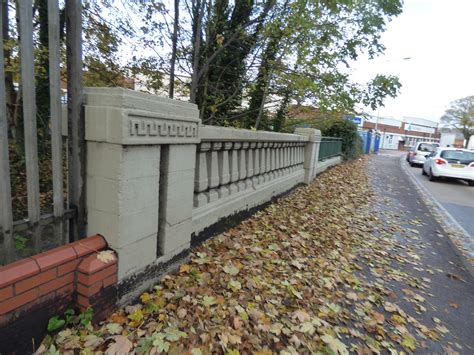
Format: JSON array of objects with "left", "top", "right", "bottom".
[
  {"left": 409, "top": 162, "right": 414, "bottom": 167},
  {"left": 422, "top": 168, "right": 427, "bottom": 175},
  {"left": 468, "top": 180, "right": 474, "bottom": 187},
  {"left": 428, "top": 169, "right": 437, "bottom": 182}
]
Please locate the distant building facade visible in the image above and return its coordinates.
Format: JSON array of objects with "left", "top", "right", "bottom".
[
  {"left": 439, "top": 128, "right": 466, "bottom": 148},
  {"left": 357, "top": 116, "right": 440, "bottom": 150}
]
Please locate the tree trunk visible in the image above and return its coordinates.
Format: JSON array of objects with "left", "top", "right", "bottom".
[
  {"left": 168, "top": 0, "right": 179, "bottom": 99},
  {"left": 273, "top": 90, "right": 290, "bottom": 132},
  {"left": 189, "top": 0, "right": 203, "bottom": 104},
  {"left": 254, "top": 87, "right": 267, "bottom": 130}
]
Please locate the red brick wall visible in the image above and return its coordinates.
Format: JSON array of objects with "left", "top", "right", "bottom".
[{"left": 0, "top": 235, "right": 118, "bottom": 353}]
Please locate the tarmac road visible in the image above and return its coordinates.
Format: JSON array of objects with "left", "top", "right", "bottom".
[
  {"left": 378, "top": 149, "right": 474, "bottom": 237},
  {"left": 406, "top": 157, "right": 474, "bottom": 237}
]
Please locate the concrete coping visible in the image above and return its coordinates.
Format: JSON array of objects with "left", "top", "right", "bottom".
[
  {"left": 294, "top": 128, "right": 322, "bottom": 142},
  {"left": 84, "top": 87, "right": 199, "bottom": 123},
  {"left": 200, "top": 125, "right": 309, "bottom": 142}
]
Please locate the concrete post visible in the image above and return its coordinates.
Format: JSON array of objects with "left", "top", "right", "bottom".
[
  {"left": 84, "top": 88, "right": 200, "bottom": 279},
  {"left": 158, "top": 144, "right": 196, "bottom": 256},
  {"left": 295, "top": 128, "right": 321, "bottom": 184}
]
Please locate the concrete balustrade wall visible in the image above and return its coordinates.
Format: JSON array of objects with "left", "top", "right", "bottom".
[
  {"left": 192, "top": 126, "right": 308, "bottom": 235},
  {"left": 84, "top": 88, "right": 342, "bottom": 303}
]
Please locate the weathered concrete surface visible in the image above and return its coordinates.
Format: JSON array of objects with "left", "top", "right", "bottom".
[
  {"left": 369, "top": 153, "right": 474, "bottom": 352},
  {"left": 200, "top": 125, "right": 308, "bottom": 142},
  {"left": 85, "top": 88, "right": 200, "bottom": 145},
  {"left": 315, "top": 156, "right": 342, "bottom": 175},
  {"left": 295, "top": 128, "right": 321, "bottom": 183},
  {"left": 87, "top": 142, "right": 161, "bottom": 279},
  {"left": 192, "top": 169, "right": 304, "bottom": 235},
  {"left": 83, "top": 88, "right": 344, "bottom": 303}
]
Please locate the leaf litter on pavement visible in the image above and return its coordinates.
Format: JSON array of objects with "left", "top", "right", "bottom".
[{"left": 40, "top": 158, "right": 456, "bottom": 354}]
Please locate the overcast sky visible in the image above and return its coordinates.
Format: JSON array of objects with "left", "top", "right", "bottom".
[{"left": 350, "top": 0, "right": 474, "bottom": 122}]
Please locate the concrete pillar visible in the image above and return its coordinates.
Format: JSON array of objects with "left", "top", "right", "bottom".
[
  {"left": 295, "top": 128, "right": 322, "bottom": 184},
  {"left": 86, "top": 142, "right": 160, "bottom": 279},
  {"left": 84, "top": 88, "right": 200, "bottom": 280},
  {"left": 158, "top": 144, "right": 196, "bottom": 256}
]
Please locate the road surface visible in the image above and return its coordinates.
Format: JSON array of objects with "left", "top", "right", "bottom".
[
  {"left": 379, "top": 150, "right": 474, "bottom": 237},
  {"left": 370, "top": 152, "right": 474, "bottom": 352},
  {"left": 406, "top": 158, "right": 474, "bottom": 237}
]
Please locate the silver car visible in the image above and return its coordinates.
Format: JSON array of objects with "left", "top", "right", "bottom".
[
  {"left": 422, "top": 148, "right": 474, "bottom": 186},
  {"left": 407, "top": 142, "right": 440, "bottom": 167}
]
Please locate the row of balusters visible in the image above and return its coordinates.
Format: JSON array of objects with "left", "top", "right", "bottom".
[{"left": 193, "top": 141, "right": 306, "bottom": 208}]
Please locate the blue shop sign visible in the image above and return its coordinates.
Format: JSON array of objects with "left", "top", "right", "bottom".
[{"left": 344, "top": 115, "right": 362, "bottom": 124}]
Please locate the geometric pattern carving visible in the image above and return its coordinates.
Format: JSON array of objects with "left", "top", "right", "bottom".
[{"left": 130, "top": 118, "right": 198, "bottom": 138}]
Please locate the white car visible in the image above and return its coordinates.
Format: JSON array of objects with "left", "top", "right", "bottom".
[
  {"left": 422, "top": 148, "right": 474, "bottom": 186},
  {"left": 407, "top": 142, "right": 440, "bottom": 167}
]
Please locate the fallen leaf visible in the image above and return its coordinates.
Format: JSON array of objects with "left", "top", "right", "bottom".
[
  {"left": 447, "top": 273, "right": 465, "bottom": 282},
  {"left": 321, "top": 334, "right": 348, "bottom": 355},
  {"left": 106, "top": 323, "right": 123, "bottom": 335},
  {"left": 292, "top": 309, "right": 310, "bottom": 323},
  {"left": 105, "top": 335, "right": 133, "bottom": 355},
  {"left": 179, "top": 264, "right": 191, "bottom": 273},
  {"left": 97, "top": 250, "right": 116, "bottom": 264},
  {"left": 401, "top": 334, "right": 416, "bottom": 351}
]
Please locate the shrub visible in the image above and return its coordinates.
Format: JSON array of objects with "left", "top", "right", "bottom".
[{"left": 313, "top": 118, "right": 363, "bottom": 160}]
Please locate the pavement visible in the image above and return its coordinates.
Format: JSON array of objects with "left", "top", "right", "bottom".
[
  {"left": 369, "top": 151, "right": 474, "bottom": 353},
  {"left": 39, "top": 152, "right": 474, "bottom": 354}
]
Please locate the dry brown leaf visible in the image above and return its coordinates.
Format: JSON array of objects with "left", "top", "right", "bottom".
[{"left": 105, "top": 335, "right": 133, "bottom": 355}]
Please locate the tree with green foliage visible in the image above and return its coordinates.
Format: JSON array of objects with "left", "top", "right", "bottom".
[
  {"left": 441, "top": 96, "right": 474, "bottom": 147},
  {"left": 189, "top": 0, "right": 275, "bottom": 124},
  {"left": 244, "top": 0, "right": 403, "bottom": 131},
  {"left": 3, "top": 0, "right": 406, "bottom": 143}
]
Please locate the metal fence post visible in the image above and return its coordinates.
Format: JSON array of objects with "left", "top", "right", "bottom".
[
  {"left": 66, "top": 0, "right": 86, "bottom": 240},
  {"left": 0, "top": 0, "right": 14, "bottom": 263}
]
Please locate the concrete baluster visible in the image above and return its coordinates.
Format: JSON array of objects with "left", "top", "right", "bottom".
[
  {"left": 218, "top": 142, "right": 232, "bottom": 198},
  {"left": 194, "top": 142, "right": 211, "bottom": 207},
  {"left": 238, "top": 142, "right": 248, "bottom": 191},
  {"left": 229, "top": 142, "right": 240, "bottom": 195}
]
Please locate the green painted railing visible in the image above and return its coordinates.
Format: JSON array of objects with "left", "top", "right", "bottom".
[{"left": 319, "top": 137, "right": 343, "bottom": 161}]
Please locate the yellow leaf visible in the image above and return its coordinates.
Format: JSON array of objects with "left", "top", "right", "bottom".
[
  {"left": 401, "top": 334, "right": 416, "bottom": 351},
  {"left": 140, "top": 292, "right": 151, "bottom": 304},
  {"left": 128, "top": 310, "right": 143, "bottom": 322},
  {"left": 97, "top": 250, "right": 116, "bottom": 264},
  {"left": 179, "top": 264, "right": 191, "bottom": 273}
]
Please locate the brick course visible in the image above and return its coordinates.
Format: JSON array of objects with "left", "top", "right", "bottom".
[{"left": 0, "top": 234, "right": 118, "bottom": 348}]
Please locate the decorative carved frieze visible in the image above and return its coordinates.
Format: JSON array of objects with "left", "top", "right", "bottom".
[{"left": 130, "top": 117, "right": 198, "bottom": 139}]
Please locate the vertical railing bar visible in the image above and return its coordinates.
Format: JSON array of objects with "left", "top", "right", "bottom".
[
  {"left": 48, "top": 0, "right": 64, "bottom": 243},
  {"left": 19, "top": 0, "right": 41, "bottom": 251},
  {"left": 0, "top": 0, "right": 14, "bottom": 264},
  {"left": 66, "top": 0, "right": 86, "bottom": 241}
]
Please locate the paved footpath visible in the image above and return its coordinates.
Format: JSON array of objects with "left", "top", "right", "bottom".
[
  {"left": 369, "top": 153, "right": 474, "bottom": 353},
  {"left": 40, "top": 154, "right": 474, "bottom": 354}
]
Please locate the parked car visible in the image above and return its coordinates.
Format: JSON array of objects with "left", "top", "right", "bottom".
[
  {"left": 406, "top": 142, "right": 440, "bottom": 166},
  {"left": 422, "top": 148, "right": 474, "bottom": 186}
]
